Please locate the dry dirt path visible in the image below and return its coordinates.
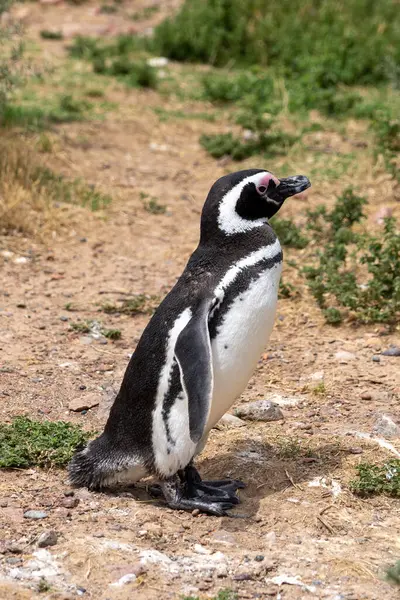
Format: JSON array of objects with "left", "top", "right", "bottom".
[{"left": 1, "top": 2, "right": 400, "bottom": 599}]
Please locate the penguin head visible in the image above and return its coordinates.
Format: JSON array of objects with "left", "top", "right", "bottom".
[{"left": 202, "top": 169, "right": 310, "bottom": 237}]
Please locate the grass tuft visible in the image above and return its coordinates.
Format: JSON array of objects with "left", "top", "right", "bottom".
[
  {"left": 386, "top": 561, "right": 400, "bottom": 587},
  {"left": 0, "top": 417, "right": 92, "bottom": 469},
  {"left": 350, "top": 460, "right": 400, "bottom": 497},
  {"left": 101, "top": 294, "right": 159, "bottom": 316}
]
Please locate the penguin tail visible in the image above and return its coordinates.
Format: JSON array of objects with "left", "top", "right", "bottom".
[
  {"left": 68, "top": 435, "right": 117, "bottom": 490},
  {"left": 68, "top": 435, "right": 147, "bottom": 489}
]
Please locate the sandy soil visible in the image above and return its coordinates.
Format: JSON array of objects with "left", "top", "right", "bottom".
[{"left": 1, "top": 2, "right": 399, "bottom": 599}]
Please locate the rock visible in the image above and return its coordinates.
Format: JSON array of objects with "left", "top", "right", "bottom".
[
  {"left": 265, "top": 393, "right": 302, "bottom": 407},
  {"left": 361, "top": 392, "right": 372, "bottom": 400},
  {"left": 0, "top": 498, "right": 8, "bottom": 507},
  {"left": 37, "top": 530, "right": 58, "bottom": 548},
  {"left": 0, "top": 542, "right": 23, "bottom": 554},
  {"left": 373, "top": 414, "right": 400, "bottom": 439},
  {"left": 372, "top": 355, "right": 381, "bottom": 363},
  {"left": 210, "top": 530, "right": 237, "bottom": 546},
  {"left": 110, "top": 573, "right": 137, "bottom": 587},
  {"left": 214, "top": 413, "right": 246, "bottom": 429},
  {"left": 382, "top": 345, "right": 400, "bottom": 357},
  {"left": 349, "top": 447, "right": 363, "bottom": 454},
  {"left": 147, "top": 57, "right": 169, "bottom": 67},
  {"left": 61, "top": 497, "right": 79, "bottom": 509},
  {"left": 254, "top": 555, "right": 264, "bottom": 562},
  {"left": 233, "top": 572, "right": 254, "bottom": 581},
  {"left": 335, "top": 350, "right": 356, "bottom": 363},
  {"left": 235, "top": 400, "right": 284, "bottom": 422},
  {"left": 308, "top": 370, "right": 324, "bottom": 383},
  {"left": 264, "top": 531, "right": 277, "bottom": 546},
  {"left": 69, "top": 395, "right": 99, "bottom": 412},
  {"left": 373, "top": 206, "right": 393, "bottom": 224},
  {"left": 24, "top": 510, "right": 48, "bottom": 520},
  {"left": 64, "top": 490, "right": 75, "bottom": 497},
  {"left": 194, "top": 544, "right": 211, "bottom": 555}
]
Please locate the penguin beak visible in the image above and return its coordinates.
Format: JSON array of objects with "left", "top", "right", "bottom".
[{"left": 268, "top": 175, "right": 311, "bottom": 202}]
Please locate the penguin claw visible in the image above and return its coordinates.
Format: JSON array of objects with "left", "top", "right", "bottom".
[{"left": 167, "top": 498, "right": 234, "bottom": 517}]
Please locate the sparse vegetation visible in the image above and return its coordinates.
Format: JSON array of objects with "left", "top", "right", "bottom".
[
  {"left": 102, "top": 328, "right": 122, "bottom": 340},
  {"left": 101, "top": 294, "right": 159, "bottom": 316},
  {"left": 142, "top": 194, "right": 167, "bottom": 215},
  {"left": 182, "top": 591, "right": 238, "bottom": 600},
  {"left": 69, "top": 36, "right": 158, "bottom": 89},
  {"left": 303, "top": 189, "right": 400, "bottom": 324},
  {"left": 386, "top": 561, "right": 400, "bottom": 587},
  {"left": 40, "top": 30, "right": 64, "bottom": 41},
  {"left": 275, "top": 437, "right": 304, "bottom": 459},
  {"left": 270, "top": 217, "right": 308, "bottom": 249},
  {"left": 0, "top": 417, "right": 92, "bottom": 468},
  {"left": 350, "top": 460, "right": 400, "bottom": 497},
  {"left": 0, "top": 139, "right": 112, "bottom": 236},
  {"left": 70, "top": 321, "right": 122, "bottom": 340}
]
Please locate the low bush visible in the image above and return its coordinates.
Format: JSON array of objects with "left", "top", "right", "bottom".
[{"left": 0, "top": 417, "right": 92, "bottom": 468}]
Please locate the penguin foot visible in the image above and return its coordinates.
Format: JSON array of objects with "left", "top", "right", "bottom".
[
  {"left": 159, "top": 475, "right": 236, "bottom": 516},
  {"left": 183, "top": 465, "right": 245, "bottom": 506}
]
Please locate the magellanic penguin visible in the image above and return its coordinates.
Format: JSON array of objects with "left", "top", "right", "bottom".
[{"left": 69, "top": 169, "right": 311, "bottom": 515}]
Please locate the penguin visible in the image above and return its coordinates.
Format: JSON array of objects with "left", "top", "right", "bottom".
[{"left": 69, "top": 168, "right": 311, "bottom": 515}]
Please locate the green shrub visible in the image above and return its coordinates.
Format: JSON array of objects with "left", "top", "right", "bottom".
[
  {"left": 69, "top": 36, "right": 157, "bottom": 89},
  {"left": 152, "top": 0, "right": 399, "bottom": 117},
  {"left": 350, "top": 460, "right": 400, "bottom": 497},
  {"left": 270, "top": 217, "right": 308, "bottom": 249},
  {"left": 200, "top": 128, "right": 297, "bottom": 160},
  {"left": 40, "top": 30, "right": 64, "bottom": 40},
  {"left": 303, "top": 189, "right": 400, "bottom": 324},
  {"left": 386, "top": 561, "right": 400, "bottom": 587},
  {"left": 152, "top": 0, "right": 400, "bottom": 86},
  {"left": 0, "top": 417, "right": 92, "bottom": 468}
]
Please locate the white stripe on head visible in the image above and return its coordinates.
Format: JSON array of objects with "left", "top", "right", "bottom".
[{"left": 217, "top": 171, "right": 276, "bottom": 235}]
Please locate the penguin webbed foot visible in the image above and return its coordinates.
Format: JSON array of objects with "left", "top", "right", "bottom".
[
  {"left": 184, "top": 464, "right": 245, "bottom": 500},
  {"left": 160, "top": 475, "right": 234, "bottom": 517}
]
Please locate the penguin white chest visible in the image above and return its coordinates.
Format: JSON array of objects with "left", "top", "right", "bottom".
[{"left": 207, "top": 260, "right": 282, "bottom": 429}]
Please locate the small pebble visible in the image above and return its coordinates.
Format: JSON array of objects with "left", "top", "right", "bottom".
[
  {"left": 79, "top": 385, "right": 86, "bottom": 390},
  {"left": 382, "top": 345, "right": 400, "bottom": 357},
  {"left": 80, "top": 238, "right": 88, "bottom": 243},
  {"left": 60, "top": 316, "right": 69, "bottom": 322},
  {"left": 192, "top": 509, "right": 200, "bottom": 517},
  {"left": 361, "top": 392, "right": 372, "bottom": 400},
  {"left": 0, "top": 499, "right": 8, "bottom": 507},
  {"left": 64, "top": 490, "right": 75, "bottom": 497},
  {"left": 38, "top": 325, "right": 46, "bottom": 330},
  {"left": 349, "top": 447, "right": 363, "bottom": 454},
  {"left": 61, "top": 497, "right": 79, "bottom": 509},
  {"left": 233, "top": 573, "right": 253, "bottom": 581},
  {"left": 37, "top": 530, "right": 58, "bottom": 548},
  {"left": 372, "top": 355, "right": 381, "bottom": 363},
  {"left": 6, "top": 557, "right": 22, "bottom": 565},
  {"left": 24, "top": 510, "right": 48, "bottom": 520},
  {"left": 5, "top": 543, "right": 23, "bottom": 554},
  {"left": 254, "top": 555, "right": 264, "bottom": 562}
]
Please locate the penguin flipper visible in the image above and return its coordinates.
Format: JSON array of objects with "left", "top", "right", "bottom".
[{"left": 175, "top": 301, "right": 213, "bottom": 445}]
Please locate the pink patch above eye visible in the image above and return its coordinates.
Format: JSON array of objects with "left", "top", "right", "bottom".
[{"left": 258, "top": 172, "right": 280, "bottom": 190}]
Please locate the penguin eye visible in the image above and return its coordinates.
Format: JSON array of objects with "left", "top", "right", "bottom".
[{"left": 257, "top": 185, "right": 267, "bottom": 195}]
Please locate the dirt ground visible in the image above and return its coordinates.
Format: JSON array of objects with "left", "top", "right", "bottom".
[{"left": 1, "top": 2, "right": 400, "bottom": 599}]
